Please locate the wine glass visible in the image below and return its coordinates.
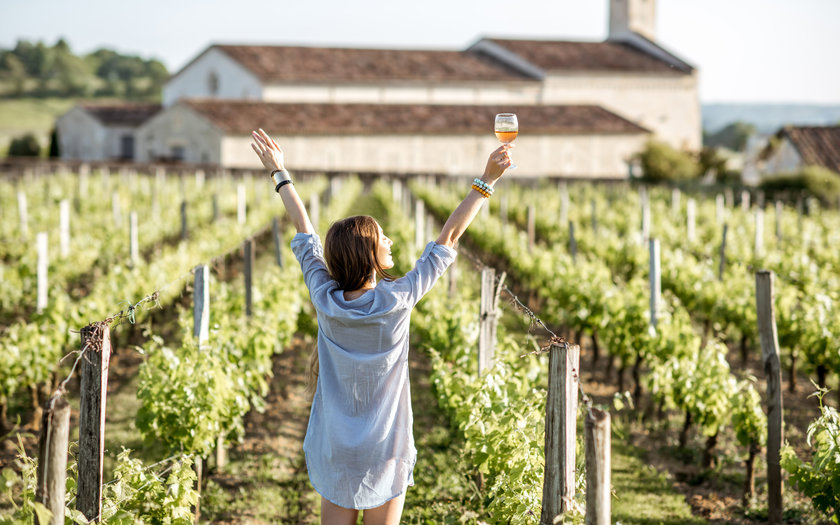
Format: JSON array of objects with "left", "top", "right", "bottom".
[{"left": 494, "top": 113, "right": 518, "bottom": 170}]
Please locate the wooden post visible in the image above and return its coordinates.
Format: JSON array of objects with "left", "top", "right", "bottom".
[
  {"left": 755, "top": 271, "right": 783, "bottom": 525},
  {"left": 310, "top": 193, "right": 320, "bottom": 233},
  {"left": 527, "top": 204, "right": 536, "bottom": 253},
  {"left": 18, "top": 190, "right": 28, "bottom": 239},
  {"left": 237, "top": 183, "right": 246, "bottom": 225},
  {"left": 741, "top": 190, "right": 751, "bottom": 212},
  {"left": 35, "top": 394, "right": 71, "bottom": 525},
  {"left": 687, "top": 199, "right": 696, "bottom": 243},
  {"left": 716, "top": 194, "right": 725, "bottom": 225},
  {"left": 244, "top": 239, "right": 254, "bottom": 317},
  {"left": 569, "top": 221, "right": 577, "bottom": 262},
  {"left": 37, "top": 232, "right": 48, "bottom": 313},
  {"left": 478, "top": 268, "right": 497, "bottom": 374},
  {"left": 195, "top": 169, "right": 205, "bottom": 189},
  {"left": 129, "top": 212, "right": 139, "bottom": 267},
  {"left": 180, "top": 201, "right": 188, "bottom": 240},
  {"left": 649, "top": 239, "right": 661, "bottom": 329},
  {"left": 415, "top": 199, "right": 425, "bottom": 251},
  {"left": 59, "top": 200, "right": 70, "bottom": 257},
  {"left": 754, "top": 208, "right": 764, "bottom": 257},
  {"left": 77, "top": 324, "right": 111, "bottom": 522},
  {"left": 272, "top": 217, "right": 284, "bottom": 268},
  {"left": 585, "top": 407, "right": 611, "bottom": 525},
  {"left": 540, "top": 342, "right": 580, "bottom": 524},
  {"left": 718, "top": 224, "right": 728, "bottom": 280},
  {"left": 194, "top": 265, "right": 209, "bottom": 347},
  {"left": 112, "top": 191, "right": 121, "bottom": 227}
]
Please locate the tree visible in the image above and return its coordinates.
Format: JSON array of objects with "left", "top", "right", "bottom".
[
  {"left": 8, "top": 134, "right": 41, "bottom": 157},
  {"left": 48, "top": 127, "right": 60, "bottom": 158},
  {"left": 703, "top": 121, "right": 756, "bottom": 152},
  {"left": 635, "top": 140, "right": 700, "bottom": 183}
]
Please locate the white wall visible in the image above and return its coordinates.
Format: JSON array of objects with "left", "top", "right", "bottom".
[
  {"left": 762, "top": 138, "right": 803, "bottom": 176},
  {"left": 221, "top": 132, "right": 648, "bottom": 179},
  {"left": 542, "top": 70, "right": 701, "bottom": 151},
  {"left": 56, "top": 107, "right": 107, "bottom": 161},
  {"left": 135, "top": 105, "right": 223, "bottom": 163},
  {"left": 163, "top": 48, "right": 264, "bottom": 107},
  {"left": 262, "top": 81, "right": 541, "bottom": 105}
]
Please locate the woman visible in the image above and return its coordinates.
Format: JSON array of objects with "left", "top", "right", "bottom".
[{"left": 250, "top": 128, "right": 512, "bottom": 525}]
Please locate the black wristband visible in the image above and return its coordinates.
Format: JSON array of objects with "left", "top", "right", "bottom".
[{"left": 275, "top": 179, "right": 294, "bottom": 193}]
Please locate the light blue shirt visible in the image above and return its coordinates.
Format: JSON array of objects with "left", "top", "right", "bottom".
[{"left": 291, "top": 232, "right": 456, "bottom": 510}]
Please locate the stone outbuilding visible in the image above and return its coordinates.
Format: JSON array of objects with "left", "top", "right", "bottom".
[
  {"left": 760, "top": 126, "right": 840, "bottom": 176},
  {"left": 55, "top": 103, "right": 161, "bottom": 161}
]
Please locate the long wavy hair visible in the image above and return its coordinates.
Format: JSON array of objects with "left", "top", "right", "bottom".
[{"left": 306, "top": 215, "right": 396, "bottom": 396}]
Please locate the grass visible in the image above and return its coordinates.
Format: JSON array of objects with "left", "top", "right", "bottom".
[{"left": 0, "top": 97, "right": 79, "bottom": 155}]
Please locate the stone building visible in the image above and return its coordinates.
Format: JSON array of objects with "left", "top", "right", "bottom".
[
  {"left": 59, "top": 0, "right": 699, "bottom": 177},
  {"left": 55, "top": 103, "right": 160, "bottom": 161},
  {"left": 759, "top": 126, "right": 840, "bottom": 176}
]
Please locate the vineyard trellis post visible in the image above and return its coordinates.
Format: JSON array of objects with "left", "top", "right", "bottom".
[
  {"left": 478, "top": 267, "right": 501, "bottom": 375},
  {"left": 237, "top": 183, "right": 247, "bottom": 225},
  {"left": 180, "top": 201, "right": 188, "bottom": 240},
  {"left": 244, "top": 239, "right": 254, "bottom": 318},
  {"left": 59, "top": 199, "right": 70, "bottom": 257},
  {"left": 590, "top": 199, "right": 598, "bottom": 235},
  {"left": 540, "top": 342, "right": 580, "bottom": 524},
  {"left": 671, "top": 187, "right": 680, "bottom": 217},
  {"left": 724, "top": 188, "right": 734, "bottom": 209},
  {"left": 415, "top": 198, "right": 425, "bottom": 251},
  {"left": 212, "top": 194, "right": 219, "bottom": 223},
  {"left": 754, "top": 209, "right": 764, "bottom": 258},
  {"left": 35, "top": 393, "right": 70, "bottom": 525},
  {"left": 584, "top": 407, "right": 611, "bottom": 525},
  {"left": 195, "top": 169, "right": 205, "bottom": 189},
  {"left": 569, "top": 221, "right": 577, "bottom": 262},
  {"left": 310, "top": 192, "right": 320, "bottom": 233},
  {"left": 77, "top": 324, "right": 112, "bottom": 521},
  {"left": 649, "top": 239, "right": 661, "bottom": 329},
  {"left": 559, "top": 184, "right": 569, "bottom": 226},
  {"left": 641, "top": 190, "right": 651, "bottom": 244},
  {"left": 194, "top": 265, "right": 210, "bottom": 347},
  {"left": 718, "top": 224, "right": 728, "bottom": 280},
  {"left": 741, "top": 190, "right": 751, "bottom": 212},
  {"left": 17, "top": 190, "right": 28, "bottom": 239},
  {"left": 716, "top": 194, "right": 725, "bottom": 225},
  {"left": 687, "top": 198, "right": 696, "bottom": 243},
  {"left": 272, "top": 217, "right": 284, "bottom": 268},
  {"left": 129, "top": 212, "right": 139, "bottom": 268},
  {"left": 756, "top": 270, "right": 783, "bottom": 524},
  {"left": 37, "top": 232, "right": 48, "bottom": 313},
  {"left": 774, "top": 201, "right": 783, "bottom": 242}
]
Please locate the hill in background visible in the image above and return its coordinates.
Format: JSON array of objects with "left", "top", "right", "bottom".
[{"left": 702, "top": 103, "right": 840, "bottom": 135}]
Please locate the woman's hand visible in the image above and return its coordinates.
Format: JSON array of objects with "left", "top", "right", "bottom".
[
  {"left": 250, "top": 128, "right": 285, "bottom": 171},
  {"left": 482, "top": 143, "right": 513, "bottom": 184}
]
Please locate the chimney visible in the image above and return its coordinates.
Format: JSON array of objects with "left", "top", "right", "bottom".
[{"left": 609, "top": 0, "right": 656, "bottom": 41}]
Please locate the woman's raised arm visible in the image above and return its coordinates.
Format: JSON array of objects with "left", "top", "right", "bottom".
[
  {"left": 435, "top": 143, "right": 513, "bottom": 247},
  {"left": 250, "top": 128, "right": 315, "bottom": 234}
]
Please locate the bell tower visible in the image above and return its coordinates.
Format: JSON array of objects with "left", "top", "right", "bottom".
[{"left": 609, "top": 0, "right": 656, "bottom": 41}]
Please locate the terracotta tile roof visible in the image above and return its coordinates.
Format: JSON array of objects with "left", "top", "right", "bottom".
[
  {"left": 80, "top": 103, "right": 161, "bottom": 126},
  {"left": 214, "top": 45, "right": 534, "bottom": 83},
  {"left": 783, "top": 126, "right": 840, "bottom": 174},
  {"left": 182, "top": 100, "right": 650, "bottom": 136},
  {"left": 484, "top": 38, "right": 690, "bottom": 74}
]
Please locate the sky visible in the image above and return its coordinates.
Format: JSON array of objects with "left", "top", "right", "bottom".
[{"left": 2, "top": 0, "right": 839, "bottom": 104}]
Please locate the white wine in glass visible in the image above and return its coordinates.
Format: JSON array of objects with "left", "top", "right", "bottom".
[{"left": 494, "top": 113, "right": 518, "bottom": 169}]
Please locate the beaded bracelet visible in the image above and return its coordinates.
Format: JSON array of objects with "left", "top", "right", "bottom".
[
  {"left": 471, "top": 183, "right": 491, "bottom": 198},
  {"left": 472, "top": 178, "right": 494, "bottom": 196}
]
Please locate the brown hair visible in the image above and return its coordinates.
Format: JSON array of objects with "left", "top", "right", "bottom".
[{"left": 324, "top": 215, "right": 395, "bottom": 290}]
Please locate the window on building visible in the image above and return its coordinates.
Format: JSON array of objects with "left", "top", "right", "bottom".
[{"left": 208, "top": 72, "right": 219, "bottom": 96}]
